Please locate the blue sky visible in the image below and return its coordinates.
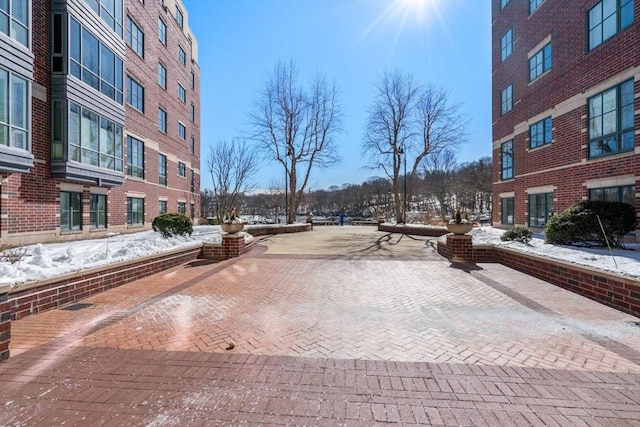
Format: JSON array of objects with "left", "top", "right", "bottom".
[{"left": 184, "top": 0, "right": 492, "bottom": 191}]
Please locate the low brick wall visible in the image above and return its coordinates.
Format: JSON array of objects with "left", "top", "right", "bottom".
[
  {"left": 0, "top": 284, "right": 10, "bottom": 361},
  {"left": 8, "top": 244, "right": 202, "bottom": 321},
  {"left": 379, "top": 223, "right": 448, "bottom": 237},
  {"left": 245, "top": 223, "right": 311, "bottom": 236},
  {"left": 437, "top": 236, "right": 640, "bottom": 318}
]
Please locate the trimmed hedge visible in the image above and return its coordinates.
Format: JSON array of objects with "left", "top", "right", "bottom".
[
  {"left": 545, "top": 201, "right": 636, "bottom": 248},
  {"left": 152, "top": 213, "right": 193, "bottom": 238},
  {"left": 501, "top": 226, "right": 533, "bottom": 244}
]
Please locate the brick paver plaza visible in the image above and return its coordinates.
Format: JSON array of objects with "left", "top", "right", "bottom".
[{"left": 1, "top": 226, "right": 639, "bottom": 425}]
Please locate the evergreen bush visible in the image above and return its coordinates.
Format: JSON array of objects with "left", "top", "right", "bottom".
[
  {"left": 500, "top": 226, "right": 533, "bottom": 244},
  {"left": 545, "top": 201, "right": 636, "bottom": 248},
  {"left": 152, "top": 213, "right": 193, "bottom": 238}
]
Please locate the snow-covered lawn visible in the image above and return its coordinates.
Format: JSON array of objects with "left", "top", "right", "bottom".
[{"left": 0, "top": 225, "right": 638, "bottom": 288}]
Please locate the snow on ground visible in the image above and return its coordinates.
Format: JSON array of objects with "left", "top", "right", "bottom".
[
  {"left": 0, "top": 225, "right": 638, "bottom": 288},
  {"left": 0, "top": 226, "right": 222, "bottom": 287}
]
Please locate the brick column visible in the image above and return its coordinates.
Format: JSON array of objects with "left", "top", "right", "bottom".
[
  {"left": 222, "top": 233, "right": 245, "bottom": 259},
  {"left": 445, "top": 234, "right": 473, "bottom": 262},
  {"left": 0, "top": 284, "right": 11, "bottom": 361}
]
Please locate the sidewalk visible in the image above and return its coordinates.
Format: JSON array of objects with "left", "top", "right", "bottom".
[{"left": 1, "top": 226, "right": 639, "bottom": 425}]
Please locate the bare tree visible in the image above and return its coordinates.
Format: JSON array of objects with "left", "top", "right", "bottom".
[
  {"left": 250, "top": 61, "right": 343, "bottom": 223},
  {"left": 363, "top": 70, "right": 468, "bottom": 223},
  {"left": 421, "top": 149, "right": 458, "bottom": 219},
  {"left": 206, "top": 138, "right": 259, "bottom": 223}
]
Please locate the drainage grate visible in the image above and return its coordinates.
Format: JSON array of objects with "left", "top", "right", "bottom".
[{"left": 62, "top": 303, "right": 95, "bottom": 311}]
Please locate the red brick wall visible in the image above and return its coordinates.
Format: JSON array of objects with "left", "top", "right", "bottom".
[
  {"left": 491, "top": 0, "right": 640, "bottom": 230},
  {"left": 0, "top": 287, "right": 10, "bottom": 361}
]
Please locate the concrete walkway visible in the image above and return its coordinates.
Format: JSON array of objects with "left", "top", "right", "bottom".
[{"left": 1, "top": 226, "right": 639, "bottom": 425}]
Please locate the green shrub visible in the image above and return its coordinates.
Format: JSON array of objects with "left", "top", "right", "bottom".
[
  {"left": 545, "top": 201, "right": 636, "bottom": 248},
  {"left": 152, "top": 213, "right": 193, "bottom": 238},
  {"left": 500, "top": 226, "right": 533, "bottom": 244}
]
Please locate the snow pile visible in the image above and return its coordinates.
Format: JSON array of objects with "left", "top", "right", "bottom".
[
  {"left": 0, "top": 226, "right": 222, "bottom": 287},
  {"left": 469, "top": 226, "right": 640, "bottom": 280}
]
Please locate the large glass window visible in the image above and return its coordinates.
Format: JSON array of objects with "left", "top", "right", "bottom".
[
  {"left": 0, "top": 69, "right": 29, "bottom": 150},
  {"left": 189, "top": 136, "right": 195, "bottom": 154},
  {"left": 61, "top": 191, "right": 82, "bottom": 231},
  {"left": 588, "top": 79, "right": 634, "bottom": 158},
  {"left": 126, "top": 135, "right": 144, "bottom": 178},
  {"left": 529, "top": 117, "right": 552, "bottom": 149},
  {"left": 190, "top": 103, "right": 195, "bottom": 122},
  {"left": 178, "top": 122, "right": 186, "bottom": 140},
  {"left": 529, "top": 43, "right": 552, "bottom": 82},
  {"left": 530, "top": 0, "right": 544, "bottom": 14},
  {"left": 158, "top": 63, "right": 167, "bottom": 89},
  {"left": 528, "top": 193, "right": 553, "bottom": 228},
  {"left": 190, "top": 71, "right": 195, "bottom": 89},
  {"left": 190, "top": 170, "right": 195, "bottom": 193},
  {"left": 501, "top": 28, "right": 512, "bottom": 62},
  {"left": 84, "top": 0, "right": 123, "bottom": 37},
  {"left": 70, "top": 18, "right": 124, "bottom": 104},
  {"left": 589, "top": 185, "right": 635, "bottom": 205},
  {"left": 177, "top": 201, "right": 186, "bottom": 214},
  {"left": 158, "top": 107, "right": 167, "bottom": 132},
  {"left": 158, "top": 17, "right": 167, "bottom": 45},
  {"left": 178, "top": 45, "right": 186, "bottom": 66},
  {"left": 501, "top": 140, "right": 513, "bottom": 180},
  {"left": 158, "top": 200, "right": 167, "bottom": 214},
  {"left": 126, "top": 16, "right": 144, "bottom": 58},
  {"left": 69, "top": 102, "right": 123, "bottom": 171},
  {"left": 90, "top": 194, "right": 107, "bottom": 229},
  {"left": 127, "top": 197, "right": 144, "bottom": 225},
  {"left": 178, "top": 161, "right": 186, "bottom": 177},
  {"left": 126, "top": 76, "right": 144, "bottom": 112},
  {"left": 501, "top": 197, "right": 514, "bottom": 225},
  {"left": 175, "top": 6, "right": 183, "bottom": 28},
  {"left": 501, "top": 84, "right": 513, "bottom": 115},
  {"left": 158, "top": 153, "right": 167, "bottom": 186},
  {"left": 589, "top": 0, "right": 634, "bottom": 50},
  {"left": 0, "top": 0, "right": 29, "bottom": 46},
  {"left": 178, "top": 84, "right": 186, "bottom": 103}
]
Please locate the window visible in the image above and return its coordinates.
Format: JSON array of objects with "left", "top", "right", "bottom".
[
  {"left": 501, "top": 0, "right": 509, "bottom": 8},
  {"left": 126, "top": 135, "right": 144, "bottom": 178},
  {"left": 501, "top": 197, "right": 514, "bottom": 225},
  {"left": 158, "top": 153, "right": 167, "bottom": 186},
  {"left": 588, "top": 79, "right": 634, "bottom": 158},
  {"left": 528, "top": 193, "right": 553, "bottom": 228},
  {"left": 530, "top": 0, "right": 544, "bottom": 14},
  {"left": 158, "top": 17, "right": 167, "bottom": 46},
  {"left": 529, "top": 43, "right": 551, "bottom": 81},
  {"left": 589, "top": 185, "right": 635, "bottom": 205},
  {"left": 70, "top": 18, "right": 124, "bottom": 104},
  {"left": 501, "top": 28, "right": 513, "bottom": 62},
  {"left": 126, "top": 76, "right": 144, "bottom": 112},
  {"left": 126, "top": 17, "right": 144, "bottom": 58},
  {"left": 501, "top": 84, "right": 513, "bottom": 115},
  {"left": 178, "top": 45, "right": 186, "bottom": 66},
  {"left": 84, "top": 0, "right": 123, "bottom": 37},
  {"left": 177, "top": 201, "right": 186, "bottom": 214},
  {"left": 68, "top": 103, "right": 124, "bottom": 171},
  {"left": 0, "top": 69, "right": 29, "bottom": 150},
  {"left": 127, "top": 197, "right": 144, "bottom": 225},
  {"left": 529, "top": 116, "right": 552, "bottom": 148},
  {"left": 0, "top": 0, "right": 29, "bottom": 46},
  {"left": 178, "top": 161, "right": 186, "bottom": 177},
  {"left": 178, "top": 84, "right": 186, "bottom": 102},
  {"left": 190, "top": 202, "right": 195, "bottom": 220},
  {"left": 190, "top": 71, "right": 195, "bottom": 89},
  {"left": 190, "top": 170, "right": 195, "bottom": 193},
  {"left": 190, "top": 103, "right": 195, "bottom": 121},
  {"left": 190, "top": 136, "right": 195, "bottom": 154},
  {"left": 501, "top": 140, "right": 513, "bottom": 180},
  {"left": 589, "top": 0, "right": 634, "bottom": 50},
  {"left": 90, "top": 194, "right": 107, "bottom": 229},
  {"left": 158, "top": 63, "right": 167, "bottom": 89},
  {"left": 175, "top": 6, "right": 184, "bottom": 28},
  {"left": 61, "top": 191, "right": 82, "bottom": 231},
  {"left": 158, "top": 108, "right": 167, "bottom": 132},
  {"left": 178, "top": 122, "right": 186, "bottom": 139},
  {"left": 158, "top": 200, "right": 167, "bottom": 214}
]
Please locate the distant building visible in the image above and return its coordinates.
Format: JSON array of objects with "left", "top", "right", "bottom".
[
  {"left": 491, "top": 0, "right": 638, "bottom": 237},
  {"left": 0, "top": 0, "right": 200, "bottom": 246}
]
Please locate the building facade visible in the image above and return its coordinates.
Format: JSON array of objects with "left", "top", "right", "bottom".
[
  {"left": 0, "top": 0, "right": 200, "bottom": 246},
  {"left": 491, "top": 0, "right": 638, "bottom": 237}
]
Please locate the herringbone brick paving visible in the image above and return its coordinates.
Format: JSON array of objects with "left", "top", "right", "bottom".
[{"left": 1, "top": 227, "right": 639, "bottom": 425}]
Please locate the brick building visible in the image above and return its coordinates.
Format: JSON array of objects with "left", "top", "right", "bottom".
[
  {"left": 0, "top": 0, "right": 200, "bottom": 246},
  {"left": 492, "top": 0, "right": 638, "bottom": 237}
]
